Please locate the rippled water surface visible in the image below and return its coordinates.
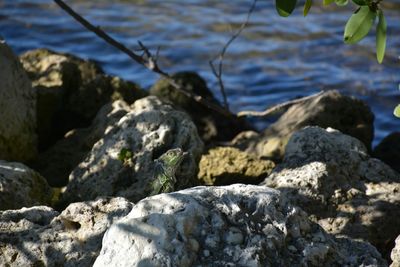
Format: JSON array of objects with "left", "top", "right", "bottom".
[{"left": 1, "top": 0, "right": 399, "bottom": 146}]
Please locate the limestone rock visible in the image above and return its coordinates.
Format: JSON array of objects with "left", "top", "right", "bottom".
[
  {"left": 198, "top": 146, "right": 275, "bottom": 185},
  {"left": 0, "top": 160, "right": 53, "bottom": 210},
  {"left": 0, "top": 40, "right": 37, "bottom": 162},
  {"left": 32, "top": 100, "right": 131, "bottom": 187},
  {"left": 373, "top": 132, "right": 400, "bottom": 173},
  {"left": 20, "top": 48, "right": 146, "bottom": 150},
  {"left": 262, "top": 126, "right": 400, "bottom": 258},
  {"left": 94, "top": 184, "right": 386, "bottom": 267},
  {"left": 391, "top": 235, "right": 400, "bottom": 267},
  {"left": 234, "top": 90, "right": 374, "bottom": 160},
  {"left": 150, "top": 72, "right": 254, "bottom": 143},
  {"left": 0, "top": 197, "right": 133, "bottom": 267},
  {"left": 62, "top": 96, "right": 204, "bottom": 204}
]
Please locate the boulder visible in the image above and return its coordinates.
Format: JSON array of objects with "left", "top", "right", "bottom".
[
  {"left": 62, "top": 96, "right": 204, "bottom": 204},
  {"left": 150, "top": 72, "right": 254, "bottom": 143},
  {"left": 0, "top": 197, "right": 133, "bottom": 267},
  {"left": 32, "top": 100, "right": 131, "bottom": 187},
  {"left": 262, "top": 126, "right": 400, "bottom": 258},
  {"left": 233, "top": 90, "right": 374, "bottom": 161},
  {"left": 373, "top": 132, "right": 400, "bottom": 173},
  {"left": 94, "top": 184, "right": 386, "bottom": 267},
  {"left": 20, "top": 48, "right": 146, "bottom": 150},
  {"left": 391, "top": 235, "right": 400, "bottom": 267},
  {"left": 198, "top": 146, "right": 275, "bottom": 185},
  {"left": 0, "top": 40, "right": 37, "bottom": 162},
  {"left": 0, "top": 160, "right": 53, "bottom": 210}
]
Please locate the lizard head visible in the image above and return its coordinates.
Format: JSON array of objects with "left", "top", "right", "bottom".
[{"left": 157, "top": 148, "right": 187, "bottom": 169}]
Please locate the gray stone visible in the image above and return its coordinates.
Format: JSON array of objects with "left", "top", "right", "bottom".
[
  {"left": 233, "top": 90, "right": 374, "bottom": 160},
  {"left": 94, "top": 184, "right": 386, "bottom": 267},
  {"left": 62, "top": 96, "right": 204, "bottom": 204},
  {"left": 0, "top": 197, "right": 133, "bottom": 267},
  {"left": 20, "top": 48, "right": 146, "bottom": 150},
  {"left": 0, "top": 160, "right": 53, "bottom": 210},
  {"left": 262, "top": 126, "right": 400, "bottom": 258},
  {"left": 0, "top": 40, "right": 37, "bottom": 162},
  {"left": 32, "top": 100, "right": 131, "bottom": 187}
]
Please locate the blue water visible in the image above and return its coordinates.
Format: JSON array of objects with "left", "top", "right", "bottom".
[{"left": 1, "top": 0, "right": 399, "bottom": 146}]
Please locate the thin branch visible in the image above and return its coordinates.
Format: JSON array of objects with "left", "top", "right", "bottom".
[
  {"left": 237, "top": 91, "right": 325, "bottom": 117},
  {"left": 53, "top": 0, "right": 233, "bottom": 118},
  {"left": 209, "top": 0, "right": 258, "bottom": 110}
]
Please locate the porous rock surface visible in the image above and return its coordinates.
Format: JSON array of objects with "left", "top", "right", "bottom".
[
  {"left": 391, "top": 235, "right": 400, "bottom": 267},
  {"left": 62, "top": 96, "right": 204, "bottom": 204},
  {"left": 20, "top": 48, "right": 146, "bottom": 149},
  {"left": 262, "top": 126, "right": 400, "bottom": 257},
  {"left": 94, "top": 184, "right": 386, "bottom": 267},
  {"left": 198, "top": 146, "right": 275, "bottom": 185},
  {"left": 233, "top": 90, "right": 374, "bottom": 160},
  {"left": 0, "top": 40, "right": 37, "bottom": 162},
  {"left": 0, "top": 197, "right": 133, "bottom": 267},
  {"left": 0, "top": 160, "right": 53, "bottom": 210},
  {"left": 150, "top": 72, "right": 253, "bottom": 143},
  {"left": 32, "top": 100, "right": 131, "bottom": 187}
]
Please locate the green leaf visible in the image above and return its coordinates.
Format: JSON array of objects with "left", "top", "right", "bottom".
[
  {"left": 394, "top": 105, "right": 400, "bottom": 118},
  {"left": 344, "top": 6, "right": 376, "bottom": 44},
  {"left": 335, "top": 0, "right": 348, "bottom": 6},
  {"left": 351, "top": 0, "right": 367, "bottom": 5},
  {"left": 276, "top": 0, "right": 297, "bottom": 17},
  {"left": 323, "top": 0, "right": 335, "bottom": 5},
  {"left": 303, "top": 0, "right": 312, "bottom": 16},
  {"left": 376, "top": 10, "right": 387, "bottom": 63}
]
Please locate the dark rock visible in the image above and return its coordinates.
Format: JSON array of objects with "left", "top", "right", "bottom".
[
  {"left": 150, "top": 71, "right": 254, "bottom": 143},
  {"left": 373, "top": 132, "right": 400, "bottom": 173}
]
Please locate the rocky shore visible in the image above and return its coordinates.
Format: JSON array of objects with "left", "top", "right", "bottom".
[{"left": 1, "top": 40, "right": 399, "bottom": 266}]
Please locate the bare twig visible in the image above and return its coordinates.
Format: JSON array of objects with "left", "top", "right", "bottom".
[
  {"left": 237, "top": 91, "right": 325, "bottom": 117},
  {"left": 53, "top": 0, "right": 233, "bottom": 118},
  {"left": 209, "top": 0, "right": 258, "bottom": 110}
]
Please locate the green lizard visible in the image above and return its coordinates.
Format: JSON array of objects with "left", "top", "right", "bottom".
[{"left": 149, "top": 148, "right": 187, "bottom": 196}]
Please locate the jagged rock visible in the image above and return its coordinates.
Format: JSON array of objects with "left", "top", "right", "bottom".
[
  {"left": 0, "top": 160, "right": 53, "bottom": 210},
  {"left": 391, "top": 235, "right": 400, "bottom": 267},
  {"left": 198, "top": 146, "right": 275, "bottom": 185},
  {"left": 233, "top": 90, "right": 374, "bottom": 161},
  {"left": 62, "top": 96, "right": 204, "bottom": 204},
  {"left": 0, "top": 197, "right": 133, "bottom": 267},
  {"left": 262, "top": 126, "right": 400, "bottom": 259},
  {"left": 32, "top": 100, "right": 131, "bottom": 187},
  {"left": 150, "top": 72, "right": 254, "bottom": 143},
  {"left": 94, "top": 184, "right": 386, "bottom": 267},
  {"left": 373, "top": 132, "right": 400, "bottom": 173},
  {"left": 20, "top": 48, "right": 146, "bottom": 150},
  {"left": 0, "top": 40, "right": 37, "bottom": 162}
]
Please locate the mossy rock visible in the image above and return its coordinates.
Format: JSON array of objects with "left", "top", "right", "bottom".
[{"left": 198, "top": 147, "right": 275, "bottom": 185}]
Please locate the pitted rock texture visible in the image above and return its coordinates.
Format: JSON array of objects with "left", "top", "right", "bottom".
[
  {"left": 62, "top": 96, "right": 204, "bottom": 204},
  {"left": 32, "top": 100, "right": 131, "bottom": 187},
  {"left": 94, "top": 184, "right": 386, "bottom": 267},
  {"left": 0, "top": 197, "right": 133, "bottom": 267},
  {"left": 233, "top": 90, "right": 374, "bottom": 160},
  {"left": 198, "top": 146, "right": 275, "bottom": 185},
  {"left": 20, "top": 48, "right": 146, "bottom": 150},
  {"left": 391, "top": 235, "right": 400, "bottom": 267},
  {"left": 262, "top": 126, "right": 400, "bottom": 258},
  {"left": 0, "top": 40, "right": 37, "bottom": 162},
  {"left": 0, "top": 160, "right": 53, "bottom": 210}
]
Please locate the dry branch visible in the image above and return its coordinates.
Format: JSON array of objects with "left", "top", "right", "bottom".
[
  {"left": 209, "top": 0, "right": 258, "bottom": 110},
  {"left": 237, "top": 91, "right": 325, "bottom": 117},
  {"left": 53, "top": 0, "right": 233, "bottom": 118}
]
